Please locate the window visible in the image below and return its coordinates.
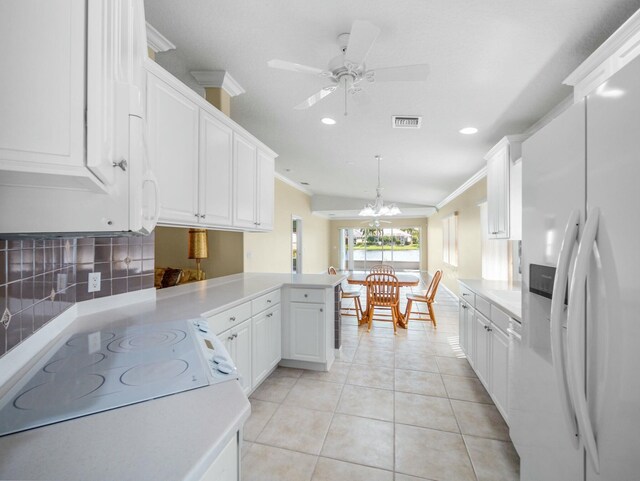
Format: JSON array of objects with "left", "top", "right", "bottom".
[{"left": 442, "top": 212, "right": 458, "bottom": 267}]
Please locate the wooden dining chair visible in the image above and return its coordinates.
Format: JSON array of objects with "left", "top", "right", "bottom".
[
  {"left": 365, "top": 273, "right": 401, "bottom": 334},
  {"left": 404, "top": 270, "right": 443, "bottom": 327},
  {"left": 370, "top": 264, "right": 395, "bottom": 274},
  {"left": 328, "top": 266, "right": 363, "bottom": 323}
]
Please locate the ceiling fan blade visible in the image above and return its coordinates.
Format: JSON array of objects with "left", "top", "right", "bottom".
[
  {"left": 345, "top": 20, "right": 380, "bottom": 67},
  {"left": 267, "top": 59, "right": 330, "bottom": 77},
  {"left": 369, "top": 64, "right": 430, "bottom": 82},
  {"left": 294, "top": 86, "right": 337, "bottom": 110}
]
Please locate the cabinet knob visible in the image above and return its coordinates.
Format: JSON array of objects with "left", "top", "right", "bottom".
[
  {"left": 267, "top": 313, "right": 272, "bottom": 317},
  {"left": 483, "top": 325, "right": 488, "bottom": 330},
  {"left": 267, "top": 299, "right": 272, "bottom": 303},
  {"left": 461, "top": 305, "right": 467, "bottom": 310},
  {"left": 491, "top": 231, "right": 499, "bottom": 235},
  {"left": 233, "top": 333, "right": 238, "bottom": 338},
  {"left": 320, "top": 308, "right": 323, "bottom": 312},
  {"left": 201, "top": 215, "right": 206, "bottom": 219},
  {"left": 227, "top": 335, "right": 234, "bottom": 341},
  {"left": 230, "top": 316, "right": 236, "bottom": 322},
  {"left": 304, "top": 294, "right": 308, "bottom": 298},
  {"left": 487, "top": 327, "right": 493, "bottom": 332}
]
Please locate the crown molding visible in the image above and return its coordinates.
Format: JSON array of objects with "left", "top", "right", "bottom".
[
  {"left": 190, "top": 70, "right": 246, "bottom": 97},
  {"left": 563, "top": 9, "right": 640, "bottom": 87},
  {"left": 274, "top": 172, "right": 313, "bottom": 196},
  {"left": 435, "top": 166, "right": 487, "bottom": 211},
  {"left": 146, "top": 22, "right": 176, "bottom": 53}
]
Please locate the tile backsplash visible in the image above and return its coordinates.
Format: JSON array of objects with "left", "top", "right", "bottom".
[{"left": 0, "top": 233, "right": 155, "bottom": 357}]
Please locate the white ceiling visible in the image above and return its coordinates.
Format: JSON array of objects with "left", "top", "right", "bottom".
[{"left": 145, "top": 0, "right": 639, "bottom": 213}]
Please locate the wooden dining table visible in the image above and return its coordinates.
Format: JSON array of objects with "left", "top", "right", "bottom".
[{"left": 346, "top": 272, "right": 420, "bottom": 327}]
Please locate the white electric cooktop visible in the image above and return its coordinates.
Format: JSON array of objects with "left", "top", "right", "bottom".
[{"left": 0, "top": 319, "right": 232, "bottom": 437}]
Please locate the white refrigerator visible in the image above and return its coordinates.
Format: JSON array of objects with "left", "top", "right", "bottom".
[{"left": 513, "top": 53, "right": 640, "bottom": 480}]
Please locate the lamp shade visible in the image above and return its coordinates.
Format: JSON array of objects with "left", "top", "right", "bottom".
[{"left": 188, "top": 229, "right": 209, "bottom": 259}]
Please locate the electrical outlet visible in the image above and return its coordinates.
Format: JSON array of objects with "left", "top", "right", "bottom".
[{"left": 88, "top": 272, "right": 101, "bottom": 293}]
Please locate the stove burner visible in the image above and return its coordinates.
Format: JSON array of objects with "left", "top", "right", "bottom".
[
  {"left": 120, "top": 359, "right": 189, "bottom": 386},
  {"left": 43, "top": 352, "right": 106, "bottom": 374},
  {"left": 66, "top": 332, "right": 115, "bottom": 348},
  {"left": 107, "top": 329, "right": 187, "bottom": 353},
  {"left": 13, "top": 374, "right": 105, "bottom": 411}
]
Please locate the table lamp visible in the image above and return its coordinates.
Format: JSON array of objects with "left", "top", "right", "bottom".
[{"left": 188, "top": 229, "right": 209, "bottom": 280}]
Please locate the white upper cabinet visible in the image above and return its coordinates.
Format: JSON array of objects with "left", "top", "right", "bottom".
[
  {"left": 144, "top": 61, "right": 276, "bottom": 233},
  {"left": 0, "top": 0, "right": 88, "bottom": 187},
  {"left": 0, "top": 0, "right": 157, "bottom": 236},
  {"left": 147, "top": 71, "right": 199, "bottom": 225},
  {"left": 484, "top": 135, "right": 526, "bottom": 239},
  {"left": 233, "top": 134, "right": 258, "bottom": 229},
  {"left": 200, "top": 110, "right": 233, "bottom": 227}
]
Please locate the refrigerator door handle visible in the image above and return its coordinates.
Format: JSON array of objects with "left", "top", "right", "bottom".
[
  {"left": 550, "top": 209, "right": 581, "bottom": 447},
  {"left": 567, "top": 207, "right": 600, "bottom": 474}
]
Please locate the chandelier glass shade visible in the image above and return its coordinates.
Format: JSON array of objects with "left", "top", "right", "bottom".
[{"left": 358, "top": 155, "right": 401, "bottom": 217}]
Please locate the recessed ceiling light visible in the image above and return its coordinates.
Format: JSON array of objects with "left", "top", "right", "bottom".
[
  {"left": 321, "top": 117, "right": 336, "bottom": 125},
  {"left": 459, "top": 127, "right": 478, "bottom": 135}
]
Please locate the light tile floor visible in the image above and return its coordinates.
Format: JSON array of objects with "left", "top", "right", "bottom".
[{"left": 242, "top": 273, "right": 520, "bottom": 481}]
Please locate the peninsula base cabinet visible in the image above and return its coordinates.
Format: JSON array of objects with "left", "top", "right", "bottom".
[
  {"left": 252, "top": 304, "right": 282, "bottom": 387},
  {"left": 220, "top": 319, "right": 252, "bottom": 395},
  {"left": 281, "top": 287, "right": 335, "bottom": 371},
  {"left": 458, "top": 284, "right": 513, "bottom": 422},
  {"left": 198, "top": 432, "right": 239, "bottom": 481}
]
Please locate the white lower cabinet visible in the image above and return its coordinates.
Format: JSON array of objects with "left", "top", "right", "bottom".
[
  {"left": 458, "top": 282, "right": 514, "bottom": 424},
  {"left": 459, "top": 300, "right": 474, "bottom": 366},
  {"left": 289, "top": 302, "right": 325, "bottom": 362},
  {"left": 220, "top": 319, "right": 252, "bottom": 395},
  {"left": 491, "top": 325, "right": 510, "bottom": 419},
  {"left": 198, "top": 433, "right": 238, "bottom": 481},
  {"left": 252, "top": 304, "right": 281, "bottom": 387},
  {"left": 474, "top": 311, "right": 491, "bottom": 387}
]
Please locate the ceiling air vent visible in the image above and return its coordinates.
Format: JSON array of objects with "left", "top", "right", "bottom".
[{"left": 392, "top": 116, "right": 422, "bottom": 129}]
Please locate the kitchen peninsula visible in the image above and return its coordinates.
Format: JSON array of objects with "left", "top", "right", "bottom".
[{"left": 0, "top": 272, "right": 345, "bottom": 481}]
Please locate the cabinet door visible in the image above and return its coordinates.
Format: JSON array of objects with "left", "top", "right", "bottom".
[
  {"left": 251, "top": 312, "right": 271, "bottom": 388},
  {"left": 233, "top": 134, "right": 257, "bottom": 228},
  {"left": 269, "top": 305, "right": 282, "bottom": 369},
  {"left": 491, "top": 326, "right": 509, "bottom": 420},
  {"left": 487, "top": 146, "right": 510, "bottom": 239},
  {"left": 233, "top": 320, "right": 252, "bottom": 396},
  {"left": 466, "top": 307, "right": 476, "bottom": 367},
  {"left": 198, "top": 433, "right": 238, "bottom": 481},
  {"left": 289, "top": 302, "right": 325, "bottom": 362},
  {"left": 0, "top": 0, "right": 87, "bottom": 178},
  {"left": 200, "top": 110, "right": 233, "bottom": 227},
  {"left": 256, "top": 150, "right": 275, "bottom": 231},
  {"left": 459, "top": 301, "right": 468, "bottom": 356},
  {"left": 147, "top": 73, "right": 199, "bottom": 224},
  {"left": 474, "top": 312, "right": 490, "bottom": 388}
]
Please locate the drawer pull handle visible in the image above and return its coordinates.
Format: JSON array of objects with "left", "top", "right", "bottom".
[
  {"left": 462, "top": 293, "right": 469, "bottom": 297},
  {"left": 267, "top": 299, "right": 272, "bottom": 303},
  {"left": 230, "top": 316, "right": 236, "bottom": 322},
  {"left": 267, "top": 313, "right": 273, "bottom": 317},
  {"left": 227, "top": 335, "right": 234, "bottom": 341}
]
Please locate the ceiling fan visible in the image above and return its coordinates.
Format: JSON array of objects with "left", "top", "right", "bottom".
[{"left": 267, "top": 20, "right": 430, "bottom": 114}]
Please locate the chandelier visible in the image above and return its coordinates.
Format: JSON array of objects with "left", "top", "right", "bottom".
[{"left": 358, "top": 155, "right": 401, "bottom": 217}]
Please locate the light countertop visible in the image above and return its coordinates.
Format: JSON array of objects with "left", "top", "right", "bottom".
[
  {"left": 0, "top": 272, "right": 345, "bottom": 481},
  {"left": 458, "top": 278, "right": 522, "bottom": 321}
]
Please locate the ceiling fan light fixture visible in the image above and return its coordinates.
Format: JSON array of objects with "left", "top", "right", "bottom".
[{"left": 358, "top": 155, "right": 402, "bottom": 217}]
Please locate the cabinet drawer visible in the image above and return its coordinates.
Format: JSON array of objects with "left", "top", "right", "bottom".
[
  {"left": 252, "top": 289, "right": 281, "bottom": 314},
  {"left": 490, "top": 304, "right": 511, "bottom": 333},
  {"left": 290, "top": 288, "right": 325, "bottom": 304},
  {"left": 475, "top": 295, "right": 491, "bottom": 319},
  {"left": 207, "top": 301, "right": 252, "bottom": 335},
  {"left": 459, "top": 285, "right": 475, "bottom": 306}
]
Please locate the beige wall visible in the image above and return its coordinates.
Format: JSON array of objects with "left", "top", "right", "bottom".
[
  {"left": 329, "top": 217, "right": 429, "bottom": 271},
  {"left": 155, "top": 226, "right": 244, "bottom": 279},
  {"left": 244, "top": 179, "right": 331, "bottom": 274},
  {"left": 427, "top": 178, "right": 486, "bottom": 296}
]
